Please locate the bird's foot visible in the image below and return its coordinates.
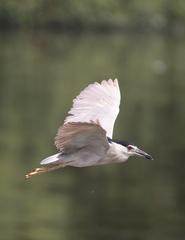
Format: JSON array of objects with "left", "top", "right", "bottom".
[{"left": 25, "top": 164, "right": 65, "bottom": 179}]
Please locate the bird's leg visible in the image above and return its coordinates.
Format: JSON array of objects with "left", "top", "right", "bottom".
[{"left": 25, "top": 164, "right": 65, "bottom": 179}]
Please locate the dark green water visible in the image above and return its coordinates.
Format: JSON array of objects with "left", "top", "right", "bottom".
[{"left": 0, "top": 32, "right": 185, "bottom": 240}]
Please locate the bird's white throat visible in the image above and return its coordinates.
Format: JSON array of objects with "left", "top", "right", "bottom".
[{"left": 98, "top": 142, "right": 129, "bottom": 165}]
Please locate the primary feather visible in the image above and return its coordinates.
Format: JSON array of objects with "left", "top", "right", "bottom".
[{"left": 64, "top": 78, "right": 121, "bottom": 138}]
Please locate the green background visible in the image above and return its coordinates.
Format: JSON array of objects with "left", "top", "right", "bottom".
[{"left": 0, "top": 1, "right": 185, "bottom": 240}]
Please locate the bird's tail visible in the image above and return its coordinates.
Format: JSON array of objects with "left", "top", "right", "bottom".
[{"left": 25, "top": 164, "right": 64, "bottom": 179}]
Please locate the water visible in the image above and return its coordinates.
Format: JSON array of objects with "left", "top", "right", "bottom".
[{"left": 0, "top": 31, "right": 185, "bottom": 240}]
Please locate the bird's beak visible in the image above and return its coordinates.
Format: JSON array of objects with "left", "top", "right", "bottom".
[{"left": 134, "top": 148, "right": 153, "bottom": 160}]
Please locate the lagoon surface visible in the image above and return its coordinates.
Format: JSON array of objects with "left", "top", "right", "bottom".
[{"left": 0, "top": 31, "right": 185, "bottom": 240}]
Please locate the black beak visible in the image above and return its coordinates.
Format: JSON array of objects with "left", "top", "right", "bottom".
[{"left": 135, "top": 148, "right": 153, "bottom": 160}]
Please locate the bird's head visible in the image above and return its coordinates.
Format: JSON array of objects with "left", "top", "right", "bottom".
[
  {"left": 126, "top": 144, "right": 153, "bottom": 160},
  {"left": 109, "top": 139, "right": 153, "bottom": 160}
]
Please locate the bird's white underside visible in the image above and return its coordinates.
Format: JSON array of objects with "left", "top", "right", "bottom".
[{"left": 40, "top": 142, "right": 129, "bottom": 166}]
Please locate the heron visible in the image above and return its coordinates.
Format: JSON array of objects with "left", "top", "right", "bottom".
[{"left": 26, "top": 79, "right": 153, "bottom": 179}]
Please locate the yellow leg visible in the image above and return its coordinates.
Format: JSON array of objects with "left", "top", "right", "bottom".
[{"left": 25, "top": 164, "right": 65, "bottom": 179}]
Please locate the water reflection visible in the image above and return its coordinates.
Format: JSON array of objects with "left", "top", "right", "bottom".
[{"left": 0, "top": 32, "right": 185, "bottom": 240}]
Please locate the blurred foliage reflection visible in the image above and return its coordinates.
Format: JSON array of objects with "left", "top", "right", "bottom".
[
  {"left": 0, "top": 32, "right": 185, "bottom": 240},
  {"left": 0, "top": 0, "right": 185, "bottom": 33}
]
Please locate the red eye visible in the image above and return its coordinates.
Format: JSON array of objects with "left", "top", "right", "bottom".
[{"left": 127, "top": 145, "right": 133, "bottom": 150}]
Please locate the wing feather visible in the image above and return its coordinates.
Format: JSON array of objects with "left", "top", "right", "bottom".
[
  {"left": 64, "top": 79, "right": 121, "bottom": 138},
  {"left": 40, "top": 122, "right": 109, "bottom": 166},
  {"left": 55, "top": 122, "right": 109, "bottom": 154}
]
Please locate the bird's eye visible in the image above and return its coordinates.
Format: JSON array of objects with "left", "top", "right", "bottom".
[{"left": 127, "top": 145, "right": 133, "bottom": 151}]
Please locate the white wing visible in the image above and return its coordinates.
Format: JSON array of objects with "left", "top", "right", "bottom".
[{"left": 64, "top": 79, "right": 121, "bottom": 138}]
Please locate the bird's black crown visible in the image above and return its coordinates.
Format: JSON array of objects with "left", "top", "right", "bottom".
[{"left": 107, "top": 137, "right": 130, "bottom": 147}]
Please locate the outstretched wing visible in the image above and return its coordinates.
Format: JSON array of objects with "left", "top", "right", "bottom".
[{"left": 64, "top": 79, "right": 121, "bottom": 138}]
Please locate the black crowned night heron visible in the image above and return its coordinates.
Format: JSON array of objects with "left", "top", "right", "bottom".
[{"left": 26, "top": 79, "right": 153, "bottom": 179}]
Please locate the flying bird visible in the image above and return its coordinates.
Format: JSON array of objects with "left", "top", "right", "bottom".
[{"left": 26, "top": 79, "right": 153, "bottom": 179}]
